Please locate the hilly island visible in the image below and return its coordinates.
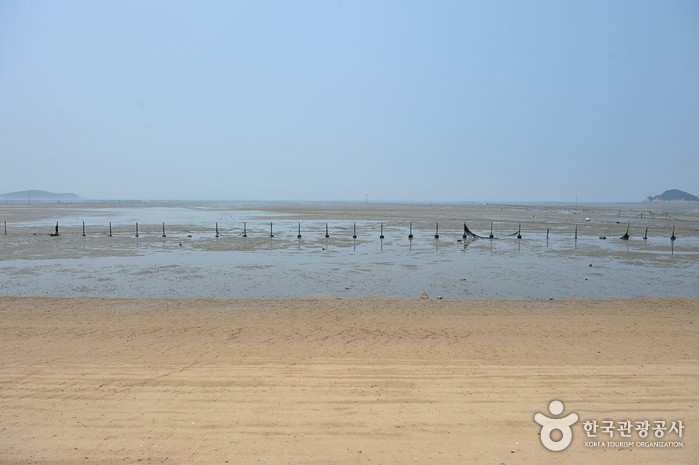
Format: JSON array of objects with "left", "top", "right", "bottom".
[
  {"left": 645, "top": 189, "right": 699, "bottom": 202},
  {"left": 0, "top": 190, "right": 79, "bottom": 200}
]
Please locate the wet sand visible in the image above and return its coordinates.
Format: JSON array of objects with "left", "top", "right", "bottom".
[
  {"left": 1, "top": 296, "right": 697, "bottom": 464},
  {"left": 2, "top": 201, "right": 699, "bottom": 300}
]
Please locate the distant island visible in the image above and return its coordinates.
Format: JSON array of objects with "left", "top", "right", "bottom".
[
  {"left": 0, "top": 190, "right": 80, "bottom": 200},
  {"left": 645, "top": 189, "right": 699, "bottom": 202}
]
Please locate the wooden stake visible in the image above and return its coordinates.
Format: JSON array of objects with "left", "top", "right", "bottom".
[
  {"left": 517, "top": 222, "right": 522, "bottom": 239},
  {"left": 270, "top": 222, "right": 274, "bottom": 238},
  {"left": 671, "top": 225, "right": 676, "bottom": 242},
  {"left": 489, "top": 222, "right": 494, "bottom": 239},
  {"left": 434, "top": 222, "right": 439, "bottom": 239},
  {"left": 109, "top": 222, "right": 112, "bottom": 237},
  {"left": 325, "top": 223, "right": 329, "bottom": 238},
  {"left": 408, "top": 222, "right": 413, "bottom": 240},
  {"left": 82, "top": 221, "right": 86, "bottom": 237},
  {"left": 380, "top": 222, "right": 384, "bottom": 240},
  {"left": 353, "top": 223, "right": 357, "bottom": 240},
  {"left": 297, "top": 223, "right": 301, "bottom": 239},
  {"left": 243, "top": 222, "right": 247, "bottom": 237},
  {"left": 162, "top": 222, "right": 166, "bottom": 238},
  {"left": 135, "top": 222, "right": 139, "bottom": 238}
]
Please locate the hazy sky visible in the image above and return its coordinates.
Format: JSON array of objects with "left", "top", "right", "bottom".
[{"left": 1, "top": 0, "right": 697, "bottom": 202}]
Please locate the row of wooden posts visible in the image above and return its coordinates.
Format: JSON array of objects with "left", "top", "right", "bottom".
[{"left": 2, "top": 220, "right": 678, "bottom": 242}]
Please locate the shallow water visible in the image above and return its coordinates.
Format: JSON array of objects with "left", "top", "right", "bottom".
[{"left": 1, "top": 201, "right": 698, "bottom": 299}]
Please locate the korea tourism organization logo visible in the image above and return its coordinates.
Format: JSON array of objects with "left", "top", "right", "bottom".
[
  {"left": 534, "top": 400, "right": 578, "bottom": 451},
  {"left": 534, "top": 400, "right": 685, "bottom": 452}
]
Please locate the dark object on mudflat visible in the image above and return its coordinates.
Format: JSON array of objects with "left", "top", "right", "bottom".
[
  {"left": 463, "top": 223, "right": 484, "bottom": 239},
  {"left": 49, "top": 222, "right": 59, "bottom": 236},
  {"left": 671, "top": 225, "right": 676, "bottom": 242},
  {"left": 599, "top": 236, "right": 607, "bottom": 240},
  {"left": 621, "top": 223, "right": 630, "bottom": 240}
]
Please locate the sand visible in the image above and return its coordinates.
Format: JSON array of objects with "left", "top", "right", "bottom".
[{"left": 0, "top": 296, "right": 697, "bottom": 464}]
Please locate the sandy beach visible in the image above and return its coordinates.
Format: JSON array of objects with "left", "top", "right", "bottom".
[{"left": 1, "top": 296, "right": 697, "bottom": 464}]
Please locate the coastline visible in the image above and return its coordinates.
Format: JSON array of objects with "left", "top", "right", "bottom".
[{"left": 3, "top": 201, "right": 699, "bottom": 301}]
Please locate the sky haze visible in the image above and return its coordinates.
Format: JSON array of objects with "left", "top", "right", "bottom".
[{"left": 1, "top": 0, "right": 698, "bottom": 202}]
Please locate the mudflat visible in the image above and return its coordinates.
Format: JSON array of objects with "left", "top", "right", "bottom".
[
  {"left": 3, "top": 201, "right": 699, "bottom": 300},
  {"left": 0, "top": 296, "right": 696, "bottom": 464}
]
